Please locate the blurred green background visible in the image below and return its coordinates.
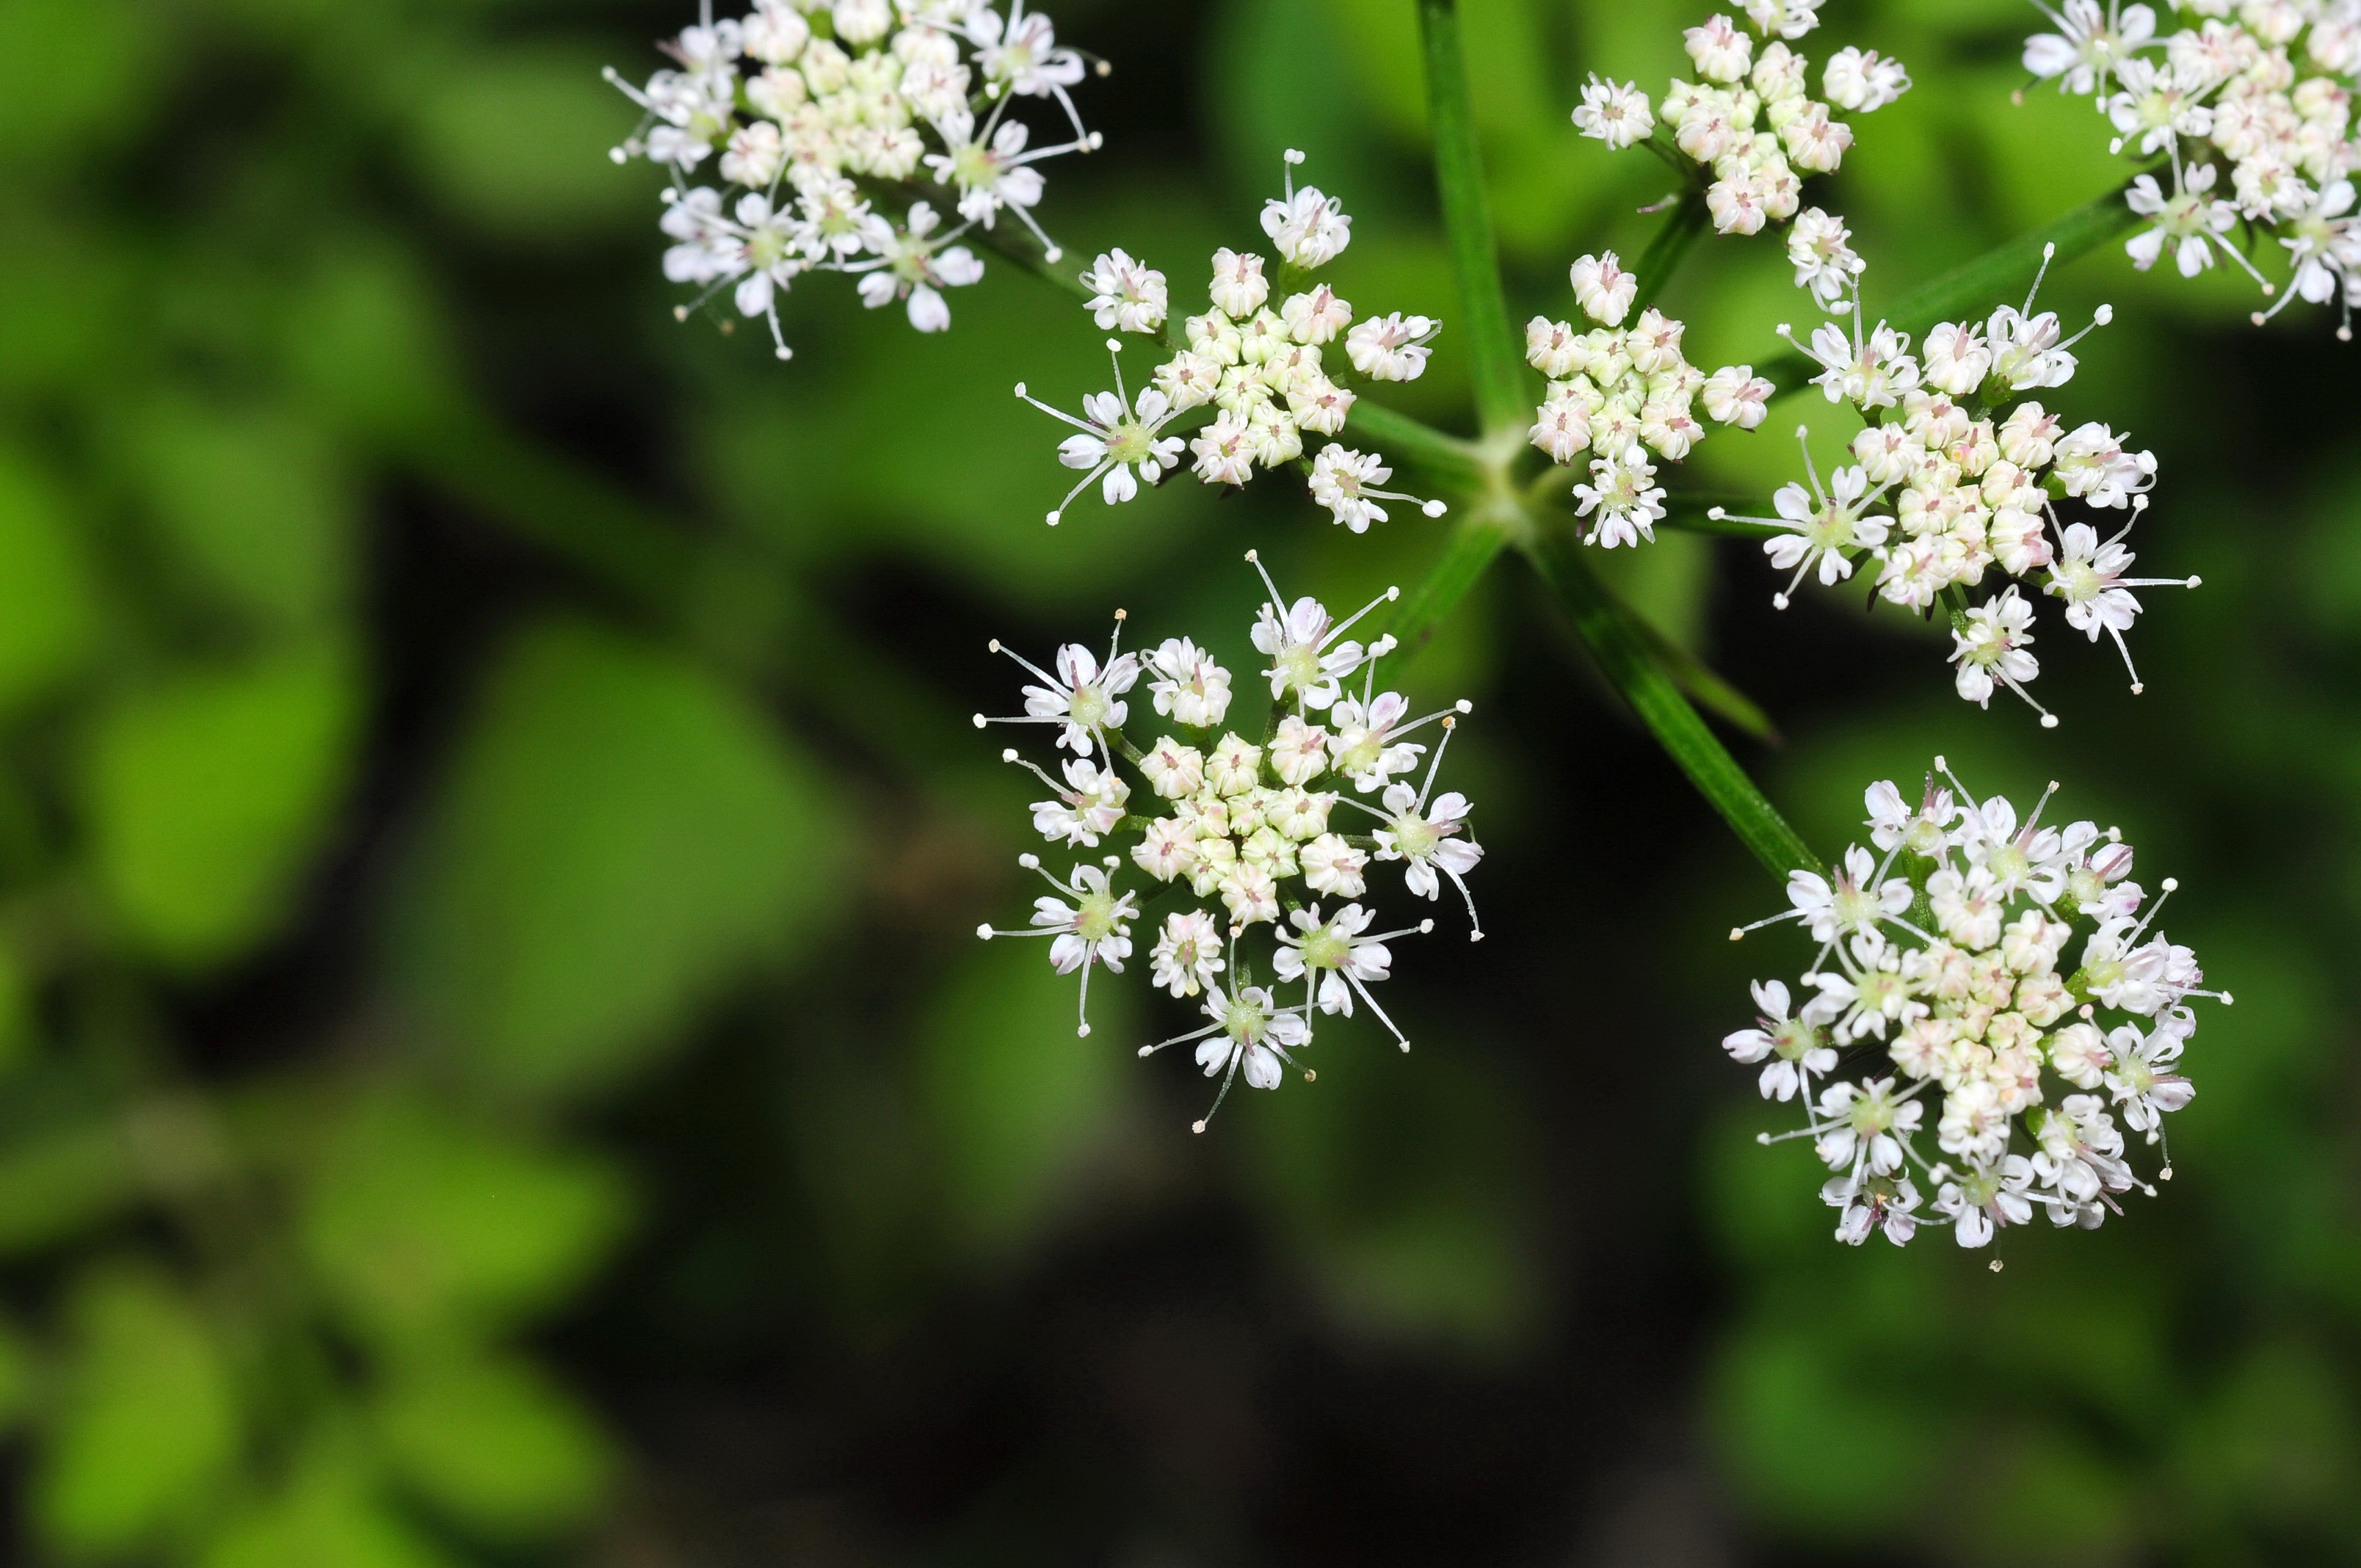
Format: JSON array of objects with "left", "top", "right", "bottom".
[{"left": 0, "top": 0, "right": 2356, "bottom": 1561}]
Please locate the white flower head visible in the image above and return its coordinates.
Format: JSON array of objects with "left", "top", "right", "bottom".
[
  {"left": 1015, "top": 341, "right": 1188, "bottom": 525},
  {"left": 1727, "top": 760, "right": 2226, "bottom": 1245},
  {"left": 1261, "top": 150, "right": 1354, "bottom": 269},
  {"left": 1573, "top": 76, "right": 1656, "bottom": 148}
]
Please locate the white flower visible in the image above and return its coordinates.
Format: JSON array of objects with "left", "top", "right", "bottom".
[
  {"left": 1573, "top": 75, "right": 1656, "bottom": 147},
  {"left": 1146, "top": 638, "right": 1233, "bottom": 727},
  {"left": 1724, "top": 759, "right": 2224, "bottom": 1247},
  {"left": 980, "top": 623, "right": 1140, "bottom": 754},
  {"left": 1150, "top": 909, "right": 1227, "bottom": 998},
  {"left": 1327, "top": 689, "right": 1466, "bottom": 792},
  {"left": 1022, "top": 752, "right": 1131, "bottom": 846},
  {"left": 1714, "top": 439, "right": 1892, "bottom": 606},
  {"left": 971, "top": 0, "right": 1090, "bottom": 131},
  {"left": 1300, "top": 833, "right": 1369, "bottom": 899},
  {"left": 1697, "top": 366, "right": 1769, "bottom": 429},
  {"left": 1248, "top": 554, "right": 1396, "bottom": 712},
  {"left": 2125, "top": 165, "right": 2255, "bottom": 283},
  {"left": 1787, "top": 206, "right": 1863, "bottom": 306},
  {"left": 1208, "top": 247, "right": 1270, "bottom": 316},
  {"left": 1744, "top": 0, "right": 1825, "bottom": 41},
  {"left": 1274, "top": 903, "right": 1429, "bottom": 1047},
  {"left": 1920, "top": 319, "right": 1994, "bottom": 396},
  {"left": 1261, "top": 150, "right": 1353, "bottom": 267},
  {"left": 1572, "top": 446, "right": 1667, "bottom": 549},
  {"left": 1948, "top": 587, "right": 2051, "bottom": 723},
  {"left": 1806, "top": 932, "right": 1926, "bottom": 1044},
  {"left": 1188, "top": 410, "right": 1256, "bottom": 487},
  {"left": 1137, "top": 736, "right": 1205, "bottom": 801},
  {"left": 1268, "top": 715, "right": 1331, "bottom": 788},
  {"left": 1825, "top": 1172, "right": 1922, "bottom": 1246},
  {"left": 1140, "top": 977, "right": 1313, "bottom": 1130},
  {"left": 978, "top": 857, "right": 1137, "bottom": 1037},
  {"left": 1722, "top": 979, "right": 1839, "bottom": 1101},
  {"left": 1282, "top": 285, "right": 1355, "bottom": 345},
  {"left": 2051, "top": 422, "right": 2156, "bottom": 508},
  {"left": 1346, "top": 313, "right": 1442, "bottom": 381},
  {"left": 1015, "top": 343, "right": 1187, "bottom": 525},
  {"left": 2103, "top": 57, "right": 2213, "bottom": 156},
  {"left": 1685, "top": 15, "right": 1756, "bottom": 82},
  {"left": 1821, "top": 46, "right": 1910, "bottom": 112},
  {"left": 1933, "top": 1157, "right": 2036, "bottom": 1247},
  {"left": 1081, "top": 248, "right": 1169, "bottom": 334},
  {"left": 1570, "top": 252, "right": 1638, "bottom": 326},
  {"left": 2045, "top": 520, "right": 2199, "bottom": 692},
  {"left": 850, "top": 201, "right": 985, "bottom": 333},
  {"left": 1308, "top": 445, "right": 1446, "bottom": 533},
  {"left": 925, "top": 106, "right": 1097, "bottom": 260},
  {"left": 1371, "top": 719, "right": 1484, "bottom": 937},
  {"left": 2023, "top": 0, "right": 2158, "bottom": 98},
  {"left": 1813, "top": 1075, "right": 1923, "bottom": 1177},
  {"left": 2104, "top": 1025, "right": 2195, "bottom": 1136}
]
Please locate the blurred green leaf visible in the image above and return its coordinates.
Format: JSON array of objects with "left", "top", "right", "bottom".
[
  {"left": 125, "top": 399, "right": 355, "bottom": 631},
  {"left": 277, "top": 244, "right": 464, "bottom": 438},
  {"left": 405, "top": 47, "right": 651, "bottom": 238},
  {"left": 2179, "top": 1340, "right": 2361, "bottom": 1533},
  {"left": 85, "top": 642, "right": 361, "bottom": 968},
  {"left": 1712, "top": 1320, "right": 1943, "bottom": 1539},
  {"left": 0, "top": 447, "right": 101, "bottom": 722},
  {"left": 0, "top": 0, "right": 156, "bottom": 162},
  {"left": 388, "top": 619, "right": 840, "bottom": 1099},
  {"left": 299, "top": 1097, "right": 630, "bottom": 1348},
  {"left": 203, "top": 1436, "right": 460, "bottom": 1568},
  {"left": 1244, "top": 1031, "right": 1539, "bottom": 1349},
  {"left": 918, "top": 942, "right": 1131, "bottom": 1258},
  {"left": 35, "top": 1266, "right": 241, "bottom": 1555},
  {"left": 373, "top": 1351, "right": 614, "bottom": 1542},
  {"left": 0, "top": 1313, "right": 35, "bottom": 1434},
  {"left": 0, "top": 1122, "right": 142, "bottom": 1259}
]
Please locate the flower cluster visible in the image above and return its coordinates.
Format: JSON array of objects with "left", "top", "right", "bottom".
[
  {"left": 1526, "top": 253, "right": 1776, "bottom": 548},
  {"left": 1718, "top": 240, "right": 2198, "bottom": 723},
  {"left": 1724, "top": 760, "right": 2228, "bottom": 1249},
  {"left": 974, "top": 556, "right": 1483, "bottom": 1130},
  {"left": 608, "top": 0, "right": 1102, "bottom": 358},
  {"left": 1017, "top": 152, "right": 1450, "bottom": 531},
  {"left": 1574, "top": 7, "right": 1910, "bottom": 236},
  {"left": 2025, "top": 0, "right": 2361, "bottom": 335}
]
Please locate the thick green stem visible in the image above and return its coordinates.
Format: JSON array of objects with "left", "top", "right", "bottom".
[
  {"left": 1349, "top": 402, "right": 1487, "bottom": 490},
  {"left": 1756, "top": 181, "right": 2147, "bottom": 393},
  {"left": 1523, "top": 521, "right": 1820, "bottom": 880},
  {"left": 1416, "top": 0, "right": 1530, "bottom": 438},
  {"left": 1631, "top": 191, "right": 1710, "bottom": 313},
  {"left": 1381, "top": 504, "right": 1519, "bottom": 669}
]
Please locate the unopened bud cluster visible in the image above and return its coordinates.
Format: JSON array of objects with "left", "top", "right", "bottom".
[
  {"left": 1526, "top": 253, "right": 1777, "bottom": 548},
  {"left": 1017, "top": 153, "right": 1448, "bottom": 533},
  {"left": 2024, "top": 0, "right": 2361, "bottom": 335},
  {"left": 1725, "top": 760, "right": 2227, "bottom": 1249},
  {"left": 1574, "top": 7, "right": 1910, "bottom": 236},
  {"left": 1720, "top": 240, "right": 2197, "bottom": 724},
  {"left": 975, "top": 557, "right": 1482, "bottom": 1130},
  {"left": 607, "top": 0, "right": 1103, "bottom": 357}
]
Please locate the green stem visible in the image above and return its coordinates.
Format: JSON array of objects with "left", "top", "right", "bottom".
[
  {"left": 1381, "top": 506, "right": 1519, "bottom": 670},
  {"left": 1631, "top": 191, "right": 1710, "bottom": 313},
  {"left": 1416, "top": 0, "right": 1529, "bottom": 438},
  {"left": 1349, "top": 402, "right": 1487, "bottom": 489},
  {"left": 1755, "top": 180, "right": 2147, "bottom": 393},
  {"left": 1523, "top": 520, "right": 1820, "bottom": 880}
]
